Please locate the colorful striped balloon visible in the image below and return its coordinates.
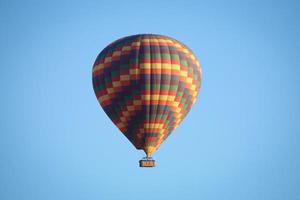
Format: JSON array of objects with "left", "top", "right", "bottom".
[{"left": 92, "top": 34, "right": 202, "bottom": 158}]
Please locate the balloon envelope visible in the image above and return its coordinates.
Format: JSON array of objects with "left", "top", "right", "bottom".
[{"left": 92, "top": 34, "right": 201, "bottom": 156}]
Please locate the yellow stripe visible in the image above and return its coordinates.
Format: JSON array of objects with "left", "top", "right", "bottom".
[
  {"left": 172, "top": 101, "right": 179, "bottom": 107},
  {"left": 141, "top": 38, "right": 174, "bottom": 45},
  {"left": 167, "top": 96, "right": 175, "bottom": 101},
  {"left": 144, "top": 123, "right": 164, "bottom": 129},
  {"left": 129, "top": 69, "right": 139, "bottom": 75},
  {"left": 104, "top": 57, "right": 112, "bottom": 63},
  {"left": 182, "top": 48, "right": 189, "bottom": 54},
  {"left": 192, "top": 91, "right": 198, "bottom": 97},
  {"left": 93, "top": 63, "right": 104, "bottom": 73},
  {"left": 186, "top": 77, "right": 193, "bottom": 84},
  {"left": 116, "top": 122, "right": 125, "bottom": 129},
  {"left": 175, "top": 107, "right": 181, "bottom": 114},
  {"left": 142, "top": 95, "right": 169, "bottom": 101},
  {"left": 112, "top": 51, "right": 121, "bottom": 57},
  {"left": 141, "top": 93, "right": 199, "bottom": 102},
  {"left": 107, "top": 88, "right": 114, "bottom": 94},
  {"left": 112, "top": 81, "right": 121, "bottom": 87},
  {"left": 141, "top": 94, "right": 196, "bottom": 107},
  {"left": 131, "top": 42, "right": 140, "bottom": 47},
  {"left": 180, "top": 70, "right": 188, "bottom": 77},
  {"left": 127, "top": 105, "right": 135, "bottom": 111},
  {"left": 133, "top": 100, "right": 142, "bottom": 106},
  {"left": 122, "top": 46, "right": 131, "bottom": 51},
  {"left": 190, "top": 85, "right": 196, "bottom": 91},
  {"left": 167, "top": 40, "right": 199, "bottom": 63},
  {"left": 123, "top": 111, "right": 130, "bottom": 117},
  {"left": 120, "top": 75, "right": 130, "bottom": 81},
  {"left": 140, "top": 63, "right": 180, "bottom": 70},
  {"left": 142, "top": 95, "right": 151, "bottom": 101},
  {"left": 98, "top": 95, "right": 110, "bottom": 103}
]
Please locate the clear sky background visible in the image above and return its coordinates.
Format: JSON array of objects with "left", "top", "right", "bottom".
[{"left": 1, "top": 0, "right": 299, "bottom": 199}]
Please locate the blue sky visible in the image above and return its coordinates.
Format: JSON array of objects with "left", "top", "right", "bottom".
[{"left": 0, "top": 0, "right": 299, "bottom": 199}]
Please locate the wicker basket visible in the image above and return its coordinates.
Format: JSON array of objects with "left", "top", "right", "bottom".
[{"left": 139, "top": 159, "right": 155, "bottom": 167}]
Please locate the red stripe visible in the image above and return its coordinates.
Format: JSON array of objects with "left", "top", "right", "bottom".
[{"left": 140, "top": 58, "right": 180, "bottom": 64}]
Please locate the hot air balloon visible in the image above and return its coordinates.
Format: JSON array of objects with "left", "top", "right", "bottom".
[{"left": 92, "top": 34, "right": 202, "bottom": 167}]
